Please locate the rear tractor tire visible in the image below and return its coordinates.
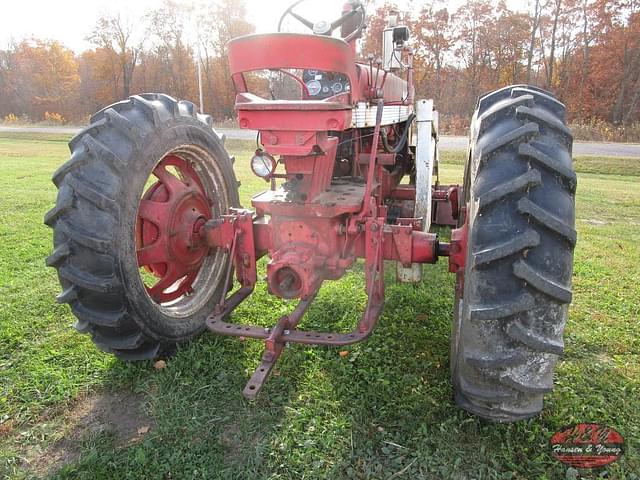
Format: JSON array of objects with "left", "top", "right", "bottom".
[
  {"left": 45, "top": 94, "right": 239, "bottom": 360},
  {"left": 451, "top": 85, "right": 577, "bottom": 422}
]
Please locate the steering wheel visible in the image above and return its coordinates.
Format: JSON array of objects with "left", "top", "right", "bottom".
[{"left": 277, "top": 0, "right": 366, "bottom": 43}]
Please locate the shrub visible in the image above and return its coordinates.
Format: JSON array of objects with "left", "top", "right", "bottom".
[
  {"left": 43, "top": 111, "right": 66, "bottom": 125},
  {"left": 569, "top": 119, "right": 640, "bottom": 143},
  {"left": 439, "top": 115, "right": 469, "bottom": 136},
  {"left": 3, "top": 113, "right": 19, "bottom": 124}
]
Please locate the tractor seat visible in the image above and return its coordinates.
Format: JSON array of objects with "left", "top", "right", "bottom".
[{"left": 235, "top": 92, "right": 351, "bottom": 111}]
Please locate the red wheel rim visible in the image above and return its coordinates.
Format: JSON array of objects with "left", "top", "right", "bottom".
[{"left": 135, "top": 155, "right": 213, "bottom": 304}]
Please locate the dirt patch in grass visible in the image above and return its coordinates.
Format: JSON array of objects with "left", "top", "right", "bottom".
[
  {"left": 25, "top": 390, "right": 152, "bottom": 476},
  {"left": 585, "top": 218, "right": 609, "bottom": 225}
]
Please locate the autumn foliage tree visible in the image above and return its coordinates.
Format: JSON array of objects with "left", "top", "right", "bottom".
[
  {"left": 0, "top": 40, "right": 79, "bottom": 121},
  {"left": 0, "top": 0, "right": 639, "bottom": 132},
  {"left": 197, "top": 0, "right": 254, "bottom": 119},
  {"left": 88, "top": 13, "right": 141, "bottom": 99}
]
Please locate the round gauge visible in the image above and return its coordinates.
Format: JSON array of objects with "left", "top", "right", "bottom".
[
  {"left": 322, "top": 86, "right": 329, "bottom": 93},
  {"left": 306, "top": 80, "right": 321, "bottom": 96},
  {"left": 251, "top": 151, "right": 276, "bottom": 179},
  {"left": 331, "top": 82, "right": 343, "bottom": 94}
]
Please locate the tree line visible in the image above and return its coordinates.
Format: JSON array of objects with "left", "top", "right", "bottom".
[
  {"left": 0, "top": 0, "right": 638, "bottom": 133},
  {"left": 0, "top": 0, "right": 251, "bottom": 124},
  {"left": 363, "top": 0, "right": 640, "bottom": 131}
]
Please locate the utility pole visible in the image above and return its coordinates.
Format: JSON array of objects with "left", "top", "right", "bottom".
[
  {"left": 191, "top": 0, "right": 205, "bottom": 113},
  {"left": 197, "top": 37, "right": 204, "bottom": 113}
]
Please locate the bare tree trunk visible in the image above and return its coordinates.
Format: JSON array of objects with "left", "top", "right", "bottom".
[
  {"left": 121, "top": 52, "right": 130, "bottom": 98},
  {"left": 577, "top": 0, "right": 590, "bottom": 122},
  {"left": 546, "top": 0, "right": 562, "bottom": 89},
  {"left": 526, "top": 0, "right": 541, "bottom": 84},
  {"left": 615, "top": 47, "right": 640, "bottom": 124},
  {"left": 470, "top": 16, "right": 478, "bottom": 103},
  {"left": 612, "top": 42, "right": 631, "bottom": 124},
  {"left": 435, "top": 53, "right": 442, "bottom": 102},
  {"left": 202, "top": 45, "right": 214, "bottom": 116},
  {"left": 623, "top": 71, "right": 640, "bottom": 125}
]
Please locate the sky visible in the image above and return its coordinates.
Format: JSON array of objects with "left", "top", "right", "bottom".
[{"left": 0, "top": 0, "right": 530, "bottom": 52}]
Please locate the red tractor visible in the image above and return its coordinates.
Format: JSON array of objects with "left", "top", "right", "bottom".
[{"left": 45, "top": 1, "right": 576, "bottom": 422}]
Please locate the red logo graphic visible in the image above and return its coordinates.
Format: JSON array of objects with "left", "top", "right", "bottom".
[{"left": 550, "top": 423, "right": 624, "bottom": 468}]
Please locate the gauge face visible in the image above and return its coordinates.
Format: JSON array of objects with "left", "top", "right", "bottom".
[
  {"left": 251, "top": 153, "right": 275, "bottom": 178},
  {"left": 331, "top": 82, "right": 343, "bottom": 94},
  {"left": 306, "top": 80, "right": 321, "bottom": 96}
]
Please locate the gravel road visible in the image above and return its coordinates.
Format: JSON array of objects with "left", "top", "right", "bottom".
[{"left": 1, "top": 125, "right": 638, "bottom": 157}]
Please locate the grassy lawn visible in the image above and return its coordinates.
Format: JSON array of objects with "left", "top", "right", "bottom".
[{"left": 0, "top": 132, "right": 638, "bottom": 479}]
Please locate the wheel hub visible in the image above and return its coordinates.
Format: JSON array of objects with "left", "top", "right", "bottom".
[{"left": 136, "top": 155, "right": 213, "bottom": 303}]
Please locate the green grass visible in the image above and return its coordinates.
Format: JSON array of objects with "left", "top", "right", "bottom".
[
  {"left": 440, "top": 150, "right": 640, "bottom": 177},
  {"left": 0, "top": 132, "right": 639, "bottom": 479}
]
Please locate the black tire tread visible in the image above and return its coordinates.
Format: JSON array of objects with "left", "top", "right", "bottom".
[
  {"left": 94, "top": 330, "right": 145, "bottom": 351},
  {"left": 480, "top": 122, "right": 539, "bottom": 158},
  {"left": 71, "top": 303, "right": 127, "bottom": 328},
  {"left": 469, "top": 293, "right": 535, "bottom": 321},
  {"left": 56, "top": 285, "right": 79, "bottom": 304},
  {"left": 44, "top": 186, "right": 73, "bottom": 226},
  {"left": 45, "top": 241, "right": 72, "bottom": 267},
  {"left": 66, "top": 174, "right": 118, "bottom": 212},
  {"left": 46, "top": 93, "right": 236, "bottom": 359},
  {"left": 518, "top": 143, "right": 577, "bottom": 190},
  {"left": 512, "top": 259, "right": 573, "bottom": 303},
  {"left": 477, "top": 169, "right": 542, "bottom": 208},
  {"left": 57, "top": 264, "right": 121, "bottom": 293},
  {"left": 517, "top": 198, "right": 577, "bottom": 246},
  {"left": 472, "top": 230, "right": 539, "bottom": 266},
  {"left": 56, "top": 220, "right": 111, "bottom": 253},
  {"left": 505, "top": 319, "right": 564, "bottom": 355},
  {"left": 452, "top": 85, "right": 576, "bottom": 422},
  {"left": 465, "top": 349, "right": 528, "bottom": 369}
]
